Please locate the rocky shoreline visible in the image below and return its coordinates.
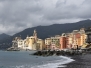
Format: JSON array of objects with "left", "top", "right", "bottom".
[
  {"left": 62, "top": 53, "right": 91, "bottom": 68},
  {"left": 32, "top": 49, "right": 91, "bottom": 56}
]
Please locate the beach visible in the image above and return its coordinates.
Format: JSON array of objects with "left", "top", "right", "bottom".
[{"left": 57, "top": 54, "right": 91, "bottom": 68}]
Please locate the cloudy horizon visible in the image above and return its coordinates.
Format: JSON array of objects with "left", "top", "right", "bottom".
[{"left": 0, "top": 0, "right": 91, "bottom": 35}]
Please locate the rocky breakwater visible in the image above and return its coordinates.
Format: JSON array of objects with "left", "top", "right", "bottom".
[{"left": 32, "top": 49, "right": 84, "bottom": 56}]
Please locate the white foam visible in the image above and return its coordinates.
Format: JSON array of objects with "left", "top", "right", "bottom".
[
  {"left": 31, "top": 56, "right": 75, "bottom": 68},
  {"left": 59, "top": 56, "right": 74, "bottom": 64}
]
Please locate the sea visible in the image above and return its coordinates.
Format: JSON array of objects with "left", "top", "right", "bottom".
[{"left": 0, "top": 51, "right": 74, "bottom": 68}]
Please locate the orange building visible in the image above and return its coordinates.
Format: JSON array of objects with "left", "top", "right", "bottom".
[
  {"left": 66, "top": 37, "right": 73, "bottom": 49},
  {"left": 60, "top": 33, "right": 73, "bottom": 50},
  {"left": 60, "top": 36, "right": 67, "bottom": 50}
]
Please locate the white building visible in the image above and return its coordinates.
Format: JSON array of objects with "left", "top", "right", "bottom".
[{"left": 17, "top": 39, "right": 25, "bottom": 49}]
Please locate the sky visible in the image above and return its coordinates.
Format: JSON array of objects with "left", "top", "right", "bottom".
[{"left": 0, "top": 0, "right": 91, "bottom": 35}]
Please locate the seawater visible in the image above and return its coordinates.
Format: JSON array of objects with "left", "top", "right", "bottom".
[{"left": 0, "top": 51, "right": 74, "bottom": 68}]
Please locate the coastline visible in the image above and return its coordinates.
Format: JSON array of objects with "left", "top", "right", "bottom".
[
  {"left": 57, "top": 54, "right": 91, "bottom": 68},
  {"left": 1, "top": 50, "right": 91, "bottom": 68},
  {"left": 0, "top": 51, "right": 69, "bottom": 68}
]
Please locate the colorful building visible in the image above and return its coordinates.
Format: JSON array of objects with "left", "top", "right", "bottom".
[
  {"left": 24, "top": 36, "right": 35, "bottom": 50},
  {"left": 37, "top": 39, "right": 46, "bottom": 50},
  {"left": 60, "top": 28, "right": 86, "bottom": 50},
  {"left": 45, "top": 38, "right": 51, "bottom": 45},
  {"left": 72, "top": 28, "right": 86, "bottom": 49},
  {"left": 60, "top": 33, "right": 67, "bottom": 50},
  {"left": 50, "top": 35, "right": 60, "bottom": 49},
  {"left": 12, "top": 27, "right": 87, "bottom": 50},
  {"left": 81, "top": 34, "right": 87, "bottom": 45}
]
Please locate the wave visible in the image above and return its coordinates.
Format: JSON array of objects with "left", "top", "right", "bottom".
[{"left": 31, "top": 56, "right": 75, "bottom": 68}]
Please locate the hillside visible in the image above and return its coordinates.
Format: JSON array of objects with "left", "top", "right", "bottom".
[
  {"left": 0, "top": 19, "right": 91, "bottom": 49},
  {"left": 0, "top": 33, "right": 10, "bottom": 40}
]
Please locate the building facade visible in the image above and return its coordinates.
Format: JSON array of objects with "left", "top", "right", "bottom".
[
  {"left": 50, "top": 35, "right": 60, "bottom": 49},
  {"left": 60, "top": 33, "right": 67, "bottom": 50},
  {"left": 37, "top": 39, "right": 46, "bottom": 50}
]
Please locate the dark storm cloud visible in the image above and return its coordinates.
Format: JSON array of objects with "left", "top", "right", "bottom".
[
  {"left": 43, "top": 0, "right": 91, "bottom": 20},
  {"left": 0, "top": 0, "right": 91, "bottom": 35}
]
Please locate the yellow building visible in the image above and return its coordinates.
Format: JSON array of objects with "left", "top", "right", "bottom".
[
  {"left": 50, "top": 35, "right": 60, "bottom": 45},
  {"left": 24, "top": 36, "right": 35, "bottom": 50},
  {"left": 24, "top": 30, "right": 46, "bottom": 50},
  {"left": 75, "top": 34, "right": 87, "bottom": 46},
  {"left": 81, "top": 34, "right": 87, "bottom": 45},
  {"left": 72, "top": 28, "right": 86, "bottom": 46},
  {"left": 68, "top": 37, "right": 73, "bottom": 45},
  {"left": 45, "top": 38, "right": 51, "bottom": 45},
  {"left": 24, "top": 29, "right": 38, "bottom": 50},
  {"left": 37, "top": 39, "right": 46, "bottom": 50}
]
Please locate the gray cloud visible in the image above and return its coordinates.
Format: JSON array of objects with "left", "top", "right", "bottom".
[{"left": 0, "top": 0, "right": 91, "bottom": 35}]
